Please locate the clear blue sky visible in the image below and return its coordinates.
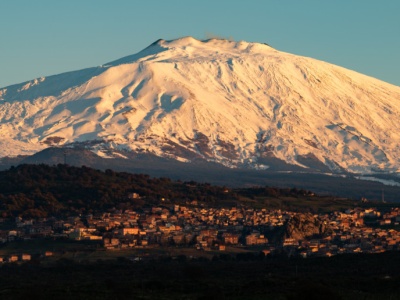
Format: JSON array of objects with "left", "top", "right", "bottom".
[{"left": 0, "top": 0, "right": 399, "bottom": 88}]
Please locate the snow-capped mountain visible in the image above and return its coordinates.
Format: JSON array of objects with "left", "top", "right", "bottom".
[{"left": 1, "top": 36, "right": 400, "bottom": 174}]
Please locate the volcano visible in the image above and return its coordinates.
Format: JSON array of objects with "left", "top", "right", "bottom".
[{"left": 1, "top": 37, "right": 400, "bottom": 176}]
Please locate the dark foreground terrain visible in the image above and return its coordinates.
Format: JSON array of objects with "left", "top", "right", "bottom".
[
  {"left": 1, "top": 251, "right": 399, "bottom": 300},
  {"left": 0, "top": 164, "right": 399, "bottom": 299}
]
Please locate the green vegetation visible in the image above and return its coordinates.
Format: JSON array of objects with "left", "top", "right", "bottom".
[
  {"left": 0, "top": 164, "right": 394, "bottom": 218},
  {"left": 0, "top": 164, "right": 235, "bottom": 217},
  {"left": 0, "top": 164, "right": 369, "bottom": 219}
]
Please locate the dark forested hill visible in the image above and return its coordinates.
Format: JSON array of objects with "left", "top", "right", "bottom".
[
  {"left": 0, "top": 164, "right": 231, "bottom": 217},
  {"left": 0, "top": 164, "right": 354, "bottom": 218}
]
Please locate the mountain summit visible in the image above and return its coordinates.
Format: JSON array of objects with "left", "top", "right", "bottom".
[{"left": 1, "top": 37, "right": 400, "bottom": 174}]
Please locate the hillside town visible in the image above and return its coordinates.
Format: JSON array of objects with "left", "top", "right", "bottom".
[{"left": 2, "top": 195, "right": 400, "bottom": 263}]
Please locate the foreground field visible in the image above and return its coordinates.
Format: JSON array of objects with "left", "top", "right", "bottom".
[{"left": 0, "top": 251, "right": 400, "bottom": 300}]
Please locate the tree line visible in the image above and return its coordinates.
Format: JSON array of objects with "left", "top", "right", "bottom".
[{"left": 0, "top": 164, "right": 318, "bottom": 218}]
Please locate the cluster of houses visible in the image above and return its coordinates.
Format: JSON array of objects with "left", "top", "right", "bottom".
[
  {"left": 100, "top": 205, "right": 275, "bottom": 251},
  {"left": 293, "top": 207, "right": 400, "bottom": 257},
  {"left": 0, "top": 251, "right": 53, "bottom": 264},
  {"left": 2, "top": 203, "right": 400, "bottom": 259}
]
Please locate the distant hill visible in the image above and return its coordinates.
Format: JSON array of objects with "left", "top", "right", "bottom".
[
  {"left": 1, "top": 150, "right": 400, "bottom": 202},
  {"left": 0, "top": 164, "right": 370, "bottom": 218}
]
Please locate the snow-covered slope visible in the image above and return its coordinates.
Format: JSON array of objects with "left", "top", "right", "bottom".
[{"left": 1, "top": 36, "right": 400, "bottom": 174}]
